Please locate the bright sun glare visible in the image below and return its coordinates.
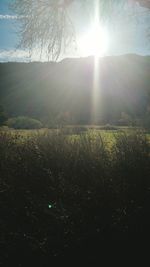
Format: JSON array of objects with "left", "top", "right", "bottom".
[{"left": 78, "top": 24, "right": 109, "bottom": 58}]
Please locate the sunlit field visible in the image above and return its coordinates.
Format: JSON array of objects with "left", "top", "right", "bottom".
[{"left": 2, "top": 125, "right": 150, "bottom": 145}]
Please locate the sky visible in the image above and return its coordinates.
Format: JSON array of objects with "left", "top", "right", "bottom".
[{"left": 0, "top": 0, "right": 150, "bottom": 62}]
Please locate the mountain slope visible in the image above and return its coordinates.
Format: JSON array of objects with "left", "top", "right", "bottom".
[{"left": 0, "top": 54, "right": 150, "bottom": 125}]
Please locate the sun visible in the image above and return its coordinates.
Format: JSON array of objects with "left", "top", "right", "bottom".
[{"left": 78, "top": 24, "right": 109, "bottom": 58}]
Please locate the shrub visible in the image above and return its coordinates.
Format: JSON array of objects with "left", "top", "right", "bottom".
[
  {"left": 61, "top": 126, "right": 87, "bottom": 135},
  {"left": 100, "top": 124, "right": 118, "bottom": 130},
  {"left": 6, "top": 116, "right": 43, "bottom": 129}
]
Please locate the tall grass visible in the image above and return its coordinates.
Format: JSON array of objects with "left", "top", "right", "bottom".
[{"left": 0, "top": 130, "right": 150, "bottom": 265}]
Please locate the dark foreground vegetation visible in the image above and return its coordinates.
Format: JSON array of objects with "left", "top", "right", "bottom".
[{"left": 0, "top": 129, "right": 150, "bottom": 265}]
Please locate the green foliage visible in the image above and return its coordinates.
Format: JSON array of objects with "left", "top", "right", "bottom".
[
  {"left": 99, "top": 124, "right": 118, "bottom": 130},
  {"left": 6, "top": 116, "right": 43, "bottom": 129},
  {"left": 0, "top": 130, "right": 150, "bottom": 264}
]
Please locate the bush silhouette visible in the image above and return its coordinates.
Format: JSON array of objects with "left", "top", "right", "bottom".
[{"left": 6, "top": 116, "right": 43, "bottom": 129}]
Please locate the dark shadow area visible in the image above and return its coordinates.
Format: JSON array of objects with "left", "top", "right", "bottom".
[{"left": 0, "top": 130, "right": 150, "bottom": 266}]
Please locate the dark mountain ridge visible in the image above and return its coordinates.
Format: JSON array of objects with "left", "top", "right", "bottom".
[{"left": 0, "top": 54, "right": 150, "bottom": 125}]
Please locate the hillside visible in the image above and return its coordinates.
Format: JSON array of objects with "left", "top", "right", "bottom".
[{"left": 0, "top": 54, "right": 150, "bottom": 125}]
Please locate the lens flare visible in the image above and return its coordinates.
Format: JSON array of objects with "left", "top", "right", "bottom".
[{"left": 78, "top": 25, "right": 109, "bottom": 58}]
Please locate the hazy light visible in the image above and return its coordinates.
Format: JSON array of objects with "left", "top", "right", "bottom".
[
  {"left": 78, "top": 0, "right": 109, "bottom": 59},
  {"left": 91, "top": 0, "right": 104, "bottom": 124},
  {"left": 78, "top": 25, "right": 109, "bottom": 58}
]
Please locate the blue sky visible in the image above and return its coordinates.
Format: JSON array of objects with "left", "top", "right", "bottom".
[
  {"left": 0, "top": 0, "right": 150, "bottom": 62},
  {"left": 0, "top": 0, "right": 20, "bottom": 59}
]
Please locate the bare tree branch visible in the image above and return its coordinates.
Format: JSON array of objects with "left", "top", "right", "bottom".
[{"left": 11, "top": 0, "right": 76, "bottom": 61}]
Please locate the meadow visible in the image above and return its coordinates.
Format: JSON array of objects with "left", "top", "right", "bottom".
[{"left": 0, "top": 127, "right": 150, "bottom": 265}]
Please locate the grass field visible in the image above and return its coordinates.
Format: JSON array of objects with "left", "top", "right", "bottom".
[
  {"left": 1, "top": 124, "right": 148, "bottom": 142},
  {"left": 0, "top": 126, "right": 150, "bottom": 265}
]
